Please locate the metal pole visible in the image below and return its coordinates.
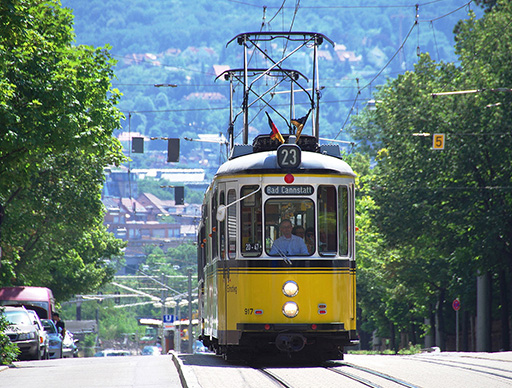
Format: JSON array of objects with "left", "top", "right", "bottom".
[
  {"left": 243, "top": 37, "right": 249, "bottom": 144},
  {"left": 188, "top": 269, "right": 193, "bottom": 354},
  {"left": 456, "top": 309, "right": 459, "bottom": 352},
  {"left": 290, "top": 75, "right": 295, "bottom": 128},
  {"left": 176, "top": 303, "right": 181, "bottom": 353},
  {"left": 312, "top": 42, "right": 318, "bottom": 140},
  {"left": 229, "top": 74, "right": 234, "bottom": 150}
]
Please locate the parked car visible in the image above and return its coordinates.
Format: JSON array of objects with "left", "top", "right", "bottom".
[
  {"left": 193, "top": 340, "right": 208, "bottom": 354},
  {"left": 141, "top": 345, "right": 161, "bottom": 356},
  {"left": 41, "top": 318, "right": 62, "bottom": 359},
  {"left": 26, "top": 309, "right": 49, "bottom": 359},
  {"left": 93, "top": 349, "right": 131, "bottom": 357},
  {"left": 62, "top": 331, "right": 79, "bottom": 358},
  {"left": 2, "top": 306, "right": 41, "bottom": 360}
]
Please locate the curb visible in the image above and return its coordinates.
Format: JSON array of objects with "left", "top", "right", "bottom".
[{"left": 171, "top": 352, "right": 201, "bottom": 388}]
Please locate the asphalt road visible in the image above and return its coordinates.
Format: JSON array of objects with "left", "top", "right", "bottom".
[
  {"left": 2, "top": 351, "right": 512, "bottom": 388},
  {"left": 0, "top": 354, "right": 182, "bottom": 388}
]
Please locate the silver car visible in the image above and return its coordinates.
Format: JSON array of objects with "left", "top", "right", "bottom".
[
  {"left": 62, "top": 331, "right": 78, "bottom": 358},
  {"left": 27, "top": 309, "right": 49, "bottom": 359},
  {"left": 41, "top": 319, "right": 63, "bottom": 359},
  {"left": 2, "top": 306, "right": 41, "bottom": 360}
]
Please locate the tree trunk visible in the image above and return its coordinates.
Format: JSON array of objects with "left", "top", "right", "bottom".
[
  {"left": 435, "top": 289, "right": 446, "bottom": 350},
  {"left": 462, "top": 310, "right": 469, "bottom": 352},
  {"left": 390, "top": 322, "right": 397, "bottom": 353},
  {"left": 476, "top": 271, "right": 492, "bottom": 352},
  {"left": 499, "top": 270, "right": 510, "bottom": 351}
]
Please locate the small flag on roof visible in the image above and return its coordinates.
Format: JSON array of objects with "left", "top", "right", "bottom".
[
  {"left": 291, "top": 111, "right": 310, "bottom": 140},
  {"left": 266, "top": 112, "right": 285, "bottom": 144}
]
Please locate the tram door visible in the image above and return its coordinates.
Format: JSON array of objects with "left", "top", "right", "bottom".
[{"left": 218, "top": 182, "right": 237, "bottom": 345}]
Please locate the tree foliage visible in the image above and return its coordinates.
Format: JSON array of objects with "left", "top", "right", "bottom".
[
  {"left": 0, "top": 0, "right": 126, "bottom": 300},
  {"left": 350, "top": 2, "right": 512, "bottom": 349}
]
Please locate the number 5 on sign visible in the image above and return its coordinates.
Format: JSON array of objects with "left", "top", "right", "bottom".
[{"left": 433, "top": 133, "right": 445, "bottom": 150}]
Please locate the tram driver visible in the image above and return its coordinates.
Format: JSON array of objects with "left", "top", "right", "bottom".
[{"left": 270, "top": 219, "right": 309, "bottom": 256}]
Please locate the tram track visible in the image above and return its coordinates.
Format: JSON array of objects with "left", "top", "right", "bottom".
[
  {"left": 327, "top": 362, "right": 421, "bottom": 388},
  {"left": 256, "top": 363, "right": 421, "bottom": 388},
  {"left": 258, "top": 368, "right": 295, "bottom": 388},
  {"left": 407, "top": 355, "right": 512, "bottom": 384}
]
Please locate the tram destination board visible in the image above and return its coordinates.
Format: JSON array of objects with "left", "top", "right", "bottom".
[{"left": 265, "top": 185, "right": 314, "bottom": 195}]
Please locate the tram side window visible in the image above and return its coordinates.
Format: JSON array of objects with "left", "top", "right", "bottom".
[
  {"left": 202, "top": 203, "right": 210, "bottom": 263},
  {"left": 227, "top": 189, "right": 237, "bottom": 259},
  {"left": 318, "top": 185, "right": 337, "bottom": 255},
  {"left": 219, "top": 191, "right": 226, "bottom": 259},
  {"left": 241, "top": 185, "right": 262, "bottom": 257},
  {"left": 338, "top": 186, "right": 348, "bottom": 256},
  {"left": 211, "top": 188, "right": 218, "bottom": 260},
  {"left": 264, "top": 198, "right": 314, "bottom": 256}
]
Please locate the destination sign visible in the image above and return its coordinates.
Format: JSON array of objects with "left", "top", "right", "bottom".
[{"left": 265, "top": 185, "right": 314, "bottom": 196}]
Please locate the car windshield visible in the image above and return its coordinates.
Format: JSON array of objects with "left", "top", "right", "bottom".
[
  {"left": 4, "top": 311, "right": 31, "bottom": 325},
  {"left": 42, "top": 319, "right": 57, "bottom": 334}
]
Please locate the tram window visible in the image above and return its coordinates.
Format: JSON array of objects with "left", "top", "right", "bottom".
[
  {"left": 227, "top": 189, "right": 237, "bottom": 259},
  {"left": 203, "top": 203, "right": 210, "bottom": 263},
  {"left": 318, "top": 185, "right": 337, "bottom": 255},
  {"left": 211, "top": 188, "right": 218, "bottom": 260},
  {"left": 241, "top": 185, "right": 262, "bottom": 257},
  {"left": 338, "top": 186, "right": 348, "bottom": 256},
  {"left": 264, "top": 199, "right": 314, "bottom": 256},
  {"left": 219, "top": 190, "right": 226, "bottom": 260}
]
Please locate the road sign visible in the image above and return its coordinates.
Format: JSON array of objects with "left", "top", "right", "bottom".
[
  {"left": 163, "top": 314, "right": 175, "bottom": 329},
  {"left": 452, "top": 298, "right": 461, "bottom": 311},
  {"left": 433, "top": 133, "right": 445, "bottom": 150}
]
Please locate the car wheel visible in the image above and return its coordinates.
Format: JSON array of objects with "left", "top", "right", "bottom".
[{"left": 34, "top": 344, "right": 42, "bottom": 360}]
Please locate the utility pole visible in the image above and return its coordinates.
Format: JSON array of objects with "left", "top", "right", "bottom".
[{"left": 187, "top": 269, "right": 193, "bottom": 354}]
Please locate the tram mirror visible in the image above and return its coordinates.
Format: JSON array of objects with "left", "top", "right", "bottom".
[{"left": 217, "top": 205, "right": 227, "bottom": 221}]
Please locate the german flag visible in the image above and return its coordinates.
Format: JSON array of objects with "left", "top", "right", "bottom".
[{"left": 266, "top": 112, "right": 285, "bottom": 144}]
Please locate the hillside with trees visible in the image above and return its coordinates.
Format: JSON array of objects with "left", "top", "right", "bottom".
[{"left": 62, "top": 0, "right": 479, "bottom": 167}]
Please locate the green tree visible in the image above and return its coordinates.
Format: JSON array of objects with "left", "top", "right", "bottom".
[
  {"left": 350, "top": 3, "right": 512, "bottom": 350},
  {"left": 0, "top": 0, "right": 126, "bottom": 300}
]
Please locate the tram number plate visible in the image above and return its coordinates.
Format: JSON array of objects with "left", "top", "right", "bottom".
[
  {"left": 277, "top": 144, "right": 301, "bottom": 169},
  {"left": 244, "top": 308, "right": 254, "bottom": 315}
]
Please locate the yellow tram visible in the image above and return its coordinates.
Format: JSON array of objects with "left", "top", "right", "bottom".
[{"left": 197, "top": 32, "right": 357, "bottom": 361}]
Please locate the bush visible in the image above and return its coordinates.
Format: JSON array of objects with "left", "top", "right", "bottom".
[{"left": 0, "top": 308, "right": 21, "bottom": 365}]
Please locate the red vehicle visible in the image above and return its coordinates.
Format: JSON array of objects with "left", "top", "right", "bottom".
[{"left": 0, "top": 286, "right": 56, "bottom": 320}]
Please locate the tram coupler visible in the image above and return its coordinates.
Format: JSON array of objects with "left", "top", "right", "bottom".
[{"left": 275, "top": 333, "right": 306, "bottom": 352}]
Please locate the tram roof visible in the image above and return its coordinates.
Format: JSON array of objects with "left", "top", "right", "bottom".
[{"left": 215, "top": 148, "right": 355, "bottom": 178}]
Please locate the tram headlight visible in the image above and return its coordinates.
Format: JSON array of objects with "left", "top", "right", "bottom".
[
  {"left": 282, "top": 301, "right": 299, "bottom": 318},
  {"left": 282, "top": 281, "right": 298, "bottom": 297}
]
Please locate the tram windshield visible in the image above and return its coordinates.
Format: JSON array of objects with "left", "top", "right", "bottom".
[
  {"left": 237, "top": 184, "right": 351, "bottom": 258},
  {"left": 265, "top": 199, "right": 315, "bottom": 256}
]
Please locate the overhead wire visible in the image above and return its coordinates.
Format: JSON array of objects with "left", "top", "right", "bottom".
[
  {"left": 117, "top": 0, "right": 481, "bottom": 142},
  {"left": 334, "top": 1, "right": 476, "bottom": 139}
]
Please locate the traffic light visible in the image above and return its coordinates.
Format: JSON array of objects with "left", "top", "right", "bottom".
[
  {"left": 132, "top": 137, "right": 144, "bottom": 153},
  {"left": 167, "top": 138, "right": 180, "bottom": 162},
  {"left": 175, "top": 186, "right": 184, "bottom": 205}
]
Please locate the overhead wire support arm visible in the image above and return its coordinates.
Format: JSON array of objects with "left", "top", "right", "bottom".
[
  {"left": 226, "top": 31, "right": 334, "bottom": 47},
  {"left": 218, "top": 69, "right": 308, "bottom": 129},
  {"left": 223, "top": 31, "right": 334, "bottom": 145}
]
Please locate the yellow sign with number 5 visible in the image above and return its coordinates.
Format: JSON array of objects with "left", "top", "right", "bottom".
[{"left": 433, "top": 133, "right": 445, "bottom": 150}]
